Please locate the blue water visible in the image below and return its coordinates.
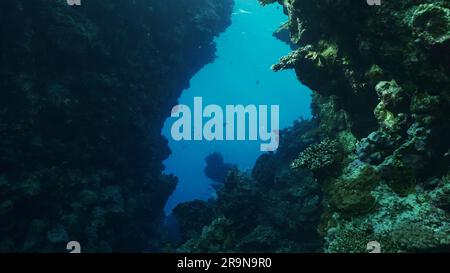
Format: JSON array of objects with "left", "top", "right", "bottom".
[{"left": 162, "top": 0, "right": 312, "bottom": 213}]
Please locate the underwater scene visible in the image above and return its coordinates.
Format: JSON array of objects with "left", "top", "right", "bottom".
[{"left": 0, "top": 0, "right": 449, "bottom": 254}]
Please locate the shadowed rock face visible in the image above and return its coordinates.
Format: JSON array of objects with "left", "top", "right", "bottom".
[
  {"left": 204, "top": 152, "right": 234, "bottom": 190},
  {"left": 270, "top": 0, "right": 450, "bottom": 252},
  {"left": 0, "top": 0, "right": 232, "bottom": 252}
]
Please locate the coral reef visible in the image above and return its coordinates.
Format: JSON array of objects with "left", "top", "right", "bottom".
[
  {"left": 172, "top": 200, "right": 216, "bottom": 243},
  {"left": 269, "top": 0, "right": 450, "bottom": 252},
  {"left": 0, "top": 0, "right": 232, "bottom": 252},
  {"left": 168, "top": 0, "right": 450, "bottom": 253},
  {"left": 174, "top": 120, "right": 323, "bottom": 252}
]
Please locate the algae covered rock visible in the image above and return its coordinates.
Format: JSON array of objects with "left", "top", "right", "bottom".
[
  {"left": 410, "top": 3, "right": 450, "bottom": 48},
  {"left": 327, "top": 163, "right": 379, "bottom": 215}
]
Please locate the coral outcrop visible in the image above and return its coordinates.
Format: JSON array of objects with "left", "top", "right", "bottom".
[
  {"left": 291, "top": 138, "right": 340, "bottom": 172},
  {"left": 0, "top": 0, "right": 232, "bottom": 252},
  {"left": 204, "top": 152, "right": 235, "bottom": 191},
  {"left": 174, "top": 120, "right": 323, "bottom": 252}
]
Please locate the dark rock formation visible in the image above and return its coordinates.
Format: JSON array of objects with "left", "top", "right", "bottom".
[
  {"left": 204, "top": 152, "right": 234, "bottom": 190},
  {"left": 172, "top": 200, "right": 216, "bottom": 243},
  {"left": 269, "top": 0, "right": 450, "bottom": 252},
  {"left": 0, "top": 0, "right": 232, "bottom": 252}
]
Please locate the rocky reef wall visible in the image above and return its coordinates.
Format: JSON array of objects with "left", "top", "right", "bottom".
[
  {"left": 269, "top": 0, "right": 450, "bottom": 252},
  {"left": 0, "top": 0, "right": 232, "bottom": 252}
]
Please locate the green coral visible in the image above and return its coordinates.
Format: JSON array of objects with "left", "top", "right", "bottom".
[
  {"left": 370, "top": 184, "right": 450, "bottom": 252},
  {"left": 324, "top": 183, "right": 450, "bottom": 253},
  {"left": 179, "top": 217, "right": 235, "bottom": 253},
  {"left": 377, "top": 156, "right": 417, "bottom": 196},
  {"left": 173, "top": 200, "right": 216, "bottom": 242},
  {"left": 373, "top": 80, "right": 407, "bottom": 130},
  {"left": 365, "top": 64, "right": 385, "bottom": 84},
  {"left": 325, "top": 224, "right": 376, "bottom": 253},
  {"left": 430, "top": 174, "right": 450, "bottom": 211},
  {"left": 410, "top": 3, "right": 450, "bottom": 47},
  {"left": 326, "top": 163, "right": 379, "bottom": 215},
  {"left": 410, "top": 91, "right": 441, "bottom": 114},
  {"left": 237, "top": 225, "right": 283, "bottom": 252}
]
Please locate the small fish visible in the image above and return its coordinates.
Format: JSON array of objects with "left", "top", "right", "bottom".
[
  {"left": 256, "top": 80, "right": 260, "bottom": 85},
  {"left": 238, "top": 9, "right": 252, "bottom": 14}
]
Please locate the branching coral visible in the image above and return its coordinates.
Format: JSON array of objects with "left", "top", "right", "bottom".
[{"left": 291, "top": 138, "right": 339, "bottom": 171}]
